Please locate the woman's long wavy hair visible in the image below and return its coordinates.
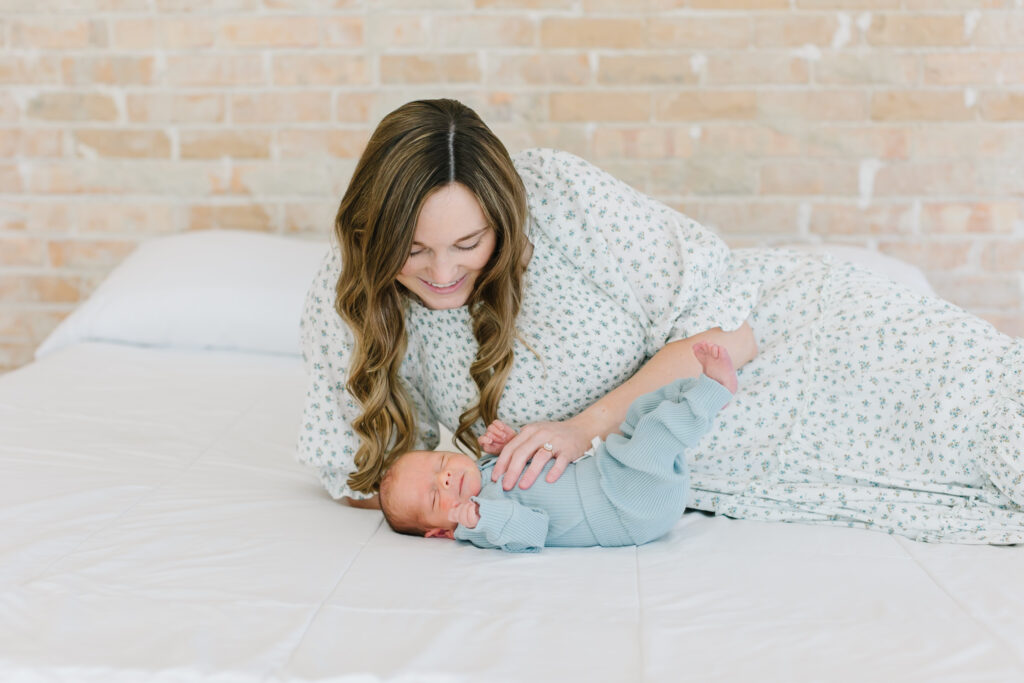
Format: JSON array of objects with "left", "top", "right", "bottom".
[{"left": 335, "top": 99, "right": 529, "bottom": 495}]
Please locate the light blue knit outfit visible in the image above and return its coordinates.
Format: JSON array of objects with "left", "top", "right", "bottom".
[{"left": 454, "top": 375, "right": 732, "bottom": 552}]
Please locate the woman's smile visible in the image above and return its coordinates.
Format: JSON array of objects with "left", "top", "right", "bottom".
[{"left": 420, "top": 275, "right": 466, "bottom": 294}]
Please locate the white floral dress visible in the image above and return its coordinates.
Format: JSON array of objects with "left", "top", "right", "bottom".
[{"left": 298, "top": 148, "right": 1024, "bottom": 544}]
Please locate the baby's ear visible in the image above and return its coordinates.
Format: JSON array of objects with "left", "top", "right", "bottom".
[{"left": 425, "top": 528, "right": 455, "bottom": 540}]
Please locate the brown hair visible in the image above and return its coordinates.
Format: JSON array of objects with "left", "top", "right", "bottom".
[{"left": 334, "top": 99, "right": 529, "bottom": 495}]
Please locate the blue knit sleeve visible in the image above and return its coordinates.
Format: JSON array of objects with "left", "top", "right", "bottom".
[{"left": 453, "top": 497, "right": 549, "bottom": 553}]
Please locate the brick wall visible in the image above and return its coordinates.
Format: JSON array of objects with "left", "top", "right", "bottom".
[{"left": 2, "top": 0, "right": 1023, "bottom": 372}]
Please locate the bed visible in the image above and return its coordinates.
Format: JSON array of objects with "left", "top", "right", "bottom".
[{"left": 3, "top": 230, "right": 1022, "bottom": 683}]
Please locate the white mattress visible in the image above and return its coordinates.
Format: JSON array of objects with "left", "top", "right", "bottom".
[{"left": 3, "top": 342, "right": 1023, "bottom": 683}]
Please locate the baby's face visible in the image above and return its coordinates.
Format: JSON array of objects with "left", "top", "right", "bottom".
[{"left": 392, "top": 450, "right": 482, "bottom": 534}]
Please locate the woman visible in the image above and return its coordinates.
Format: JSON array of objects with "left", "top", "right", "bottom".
[{"left": 299, "top": 98, "right": 1024, "bottom": 543}]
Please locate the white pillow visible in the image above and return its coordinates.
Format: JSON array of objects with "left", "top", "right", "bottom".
[
  {"left": 35, "top": 230, "right": 330, "bottom": 359},
  {"left": 786, "top": 244, "right": 936, "bottom": 297}
]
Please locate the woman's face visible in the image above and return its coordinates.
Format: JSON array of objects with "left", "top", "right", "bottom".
[{"left": 396, "top": 182, "right": 496, "bottom": 310}]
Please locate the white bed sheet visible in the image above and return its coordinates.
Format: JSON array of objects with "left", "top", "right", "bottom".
[{"left": 2, "top": 343, "right": 1023, "bottom": 683}]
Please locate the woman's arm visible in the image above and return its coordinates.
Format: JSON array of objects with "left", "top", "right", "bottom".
[
  {"left": 489, "top": 321, "right": 757, "bottom": 491},
  {"left": 572, "top": 322, "right": 756, "bottom": 442}
]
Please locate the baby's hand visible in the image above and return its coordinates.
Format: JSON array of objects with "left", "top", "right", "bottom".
[
  {"left": 448, "top": 501, "right": 481, "bottom": 529},
  {"left": 478, "top": 419, "right": 518, "bottom": 455}
]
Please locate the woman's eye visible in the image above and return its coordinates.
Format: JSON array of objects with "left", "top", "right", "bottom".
[{"left": 409, "top": 240, "right": 479, "bottom": 257}]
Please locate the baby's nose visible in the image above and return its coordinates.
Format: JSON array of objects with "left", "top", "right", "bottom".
[{"left": 440, "top": 469, "right": 452, "bottom": 489}]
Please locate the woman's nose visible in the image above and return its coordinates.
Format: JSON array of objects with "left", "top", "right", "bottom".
[{"left": 427, "top": 255, "right": 457, "bottom": 284}]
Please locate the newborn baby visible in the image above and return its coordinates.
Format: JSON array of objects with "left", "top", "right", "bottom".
[{"left": 379, "top": 342, "right": 737, "bottom": 552}]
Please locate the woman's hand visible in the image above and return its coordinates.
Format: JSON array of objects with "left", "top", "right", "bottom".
[{"left": 489, "top": 416, "right": 594, "bottom": 491}]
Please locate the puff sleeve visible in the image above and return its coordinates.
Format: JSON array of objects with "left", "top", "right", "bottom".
[
  {"left": 296, "top": 246, "right": 440, "bottom": 500},
  {"left": 513, "top": 149, "right": 760, "bottom": 357}
]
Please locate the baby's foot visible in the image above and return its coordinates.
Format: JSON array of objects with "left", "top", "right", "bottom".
[
  {"left": 478, "top": 419, "right": 518, "bottom": 454},
  {"left": 693, "top": 342, "right": 738, "bottom": 395}
]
